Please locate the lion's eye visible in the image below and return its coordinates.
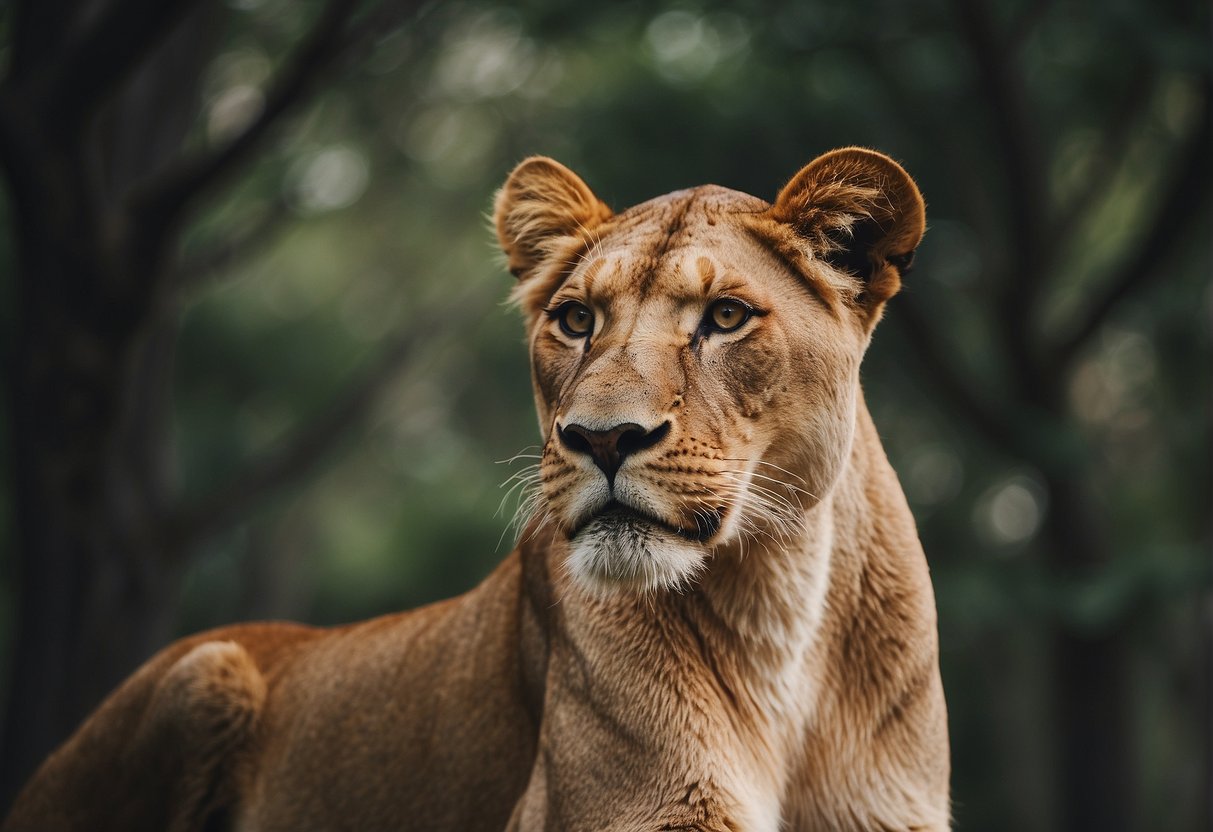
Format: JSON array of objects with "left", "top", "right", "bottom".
[
  {"left": 705, "top": 298, "right": 751, "bottom": 333},
  {"left": 554, "top": 302, "right": 594, "bottom": 338}
]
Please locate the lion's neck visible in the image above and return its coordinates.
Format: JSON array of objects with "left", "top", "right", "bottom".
[
  {"left": 702, "top": 499, "right": 836, "bottom": 641},
  {"left": 674, "top": 404, "right": 919, "bottom": 739},
  {"left": 694, "top": 410, "right": 882, "bottom": 663},
  {"left": 521, "top": 406, "right": 929, "bottom": 825}
]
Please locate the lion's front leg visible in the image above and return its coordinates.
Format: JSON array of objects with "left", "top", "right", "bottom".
[
  {"left": 506, "top": 694, "right": 778, "bottom": 832},
  {"left": 503, "top": 753, "right": 547, "bottom": 832},
  {"left": 507, "top": 764, "right": 750, "bottom": 832}
]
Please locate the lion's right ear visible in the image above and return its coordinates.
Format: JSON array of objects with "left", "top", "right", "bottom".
[
  {"left": 493, "top": 157, "right": 613, "bottom": 279},
  {"left": 768, "top": 148, "right": 925, "bottom": 314}
]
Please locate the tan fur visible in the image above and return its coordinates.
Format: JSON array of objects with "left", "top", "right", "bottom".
[{"left": 4, "top": 148, "right": 949, "bottom": 831}]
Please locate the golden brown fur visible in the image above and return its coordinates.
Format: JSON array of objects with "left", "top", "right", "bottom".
[{"left": 4, "top": 148, "right": 949, "bottom": 831}]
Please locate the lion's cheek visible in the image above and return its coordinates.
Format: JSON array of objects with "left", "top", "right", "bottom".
[
  {"left": 734, "top": 332, "right": 860, "bottom": 498},
  {"left": 708, "top": 330, "right": 789, "bottom": 425},
  {"left": 777, "top": 372, "right": 859, "bottom": 499},
  {"left": 530, "top": 335, "right": 581, "bottom": 433}
]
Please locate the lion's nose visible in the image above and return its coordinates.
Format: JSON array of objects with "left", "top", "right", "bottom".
[{"left": 557, "top": 421, "right": 670, "bottom": 486}]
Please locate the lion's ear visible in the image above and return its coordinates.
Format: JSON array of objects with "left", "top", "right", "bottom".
[
  {"left": 494, "top": 157, "right": 613, "bottom": 279},
  {"left": 769, "top": 147, "right": 925, "bottom": 307}
]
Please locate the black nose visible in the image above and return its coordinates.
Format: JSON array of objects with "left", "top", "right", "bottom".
[{"left": 557, "top": 421, "right": 670, "bottom": 485}]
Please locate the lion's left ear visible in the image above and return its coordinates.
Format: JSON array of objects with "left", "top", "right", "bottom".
[
  {"left": 768, "top": 147, "right": 925, "bottom": 308},
  {"left": 494, "top": 156, "right": 613, "bottom": 280}
]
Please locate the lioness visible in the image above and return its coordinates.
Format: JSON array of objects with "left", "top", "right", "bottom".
[{"left": 3, "top": 148, "right": 950, "bottom": 831}]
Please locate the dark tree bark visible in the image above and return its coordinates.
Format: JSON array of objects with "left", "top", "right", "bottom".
[
  {"left": 0, "top": 0, "right": 220, "bottom": 803},
  {"left": 0, "top": 0, "right": 423, "bottom": 806},
  {"left": 884, "top": 2, "right": 1210, "bottom": 828}
]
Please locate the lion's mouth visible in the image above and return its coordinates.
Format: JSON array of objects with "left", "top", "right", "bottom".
[{"left": 571, "top": 500, "right": 721, "bottom": 544}]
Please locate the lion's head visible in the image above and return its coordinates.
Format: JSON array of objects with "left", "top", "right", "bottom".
[{"left": 494, "top": 148, "right": 924, "bottom": 594}]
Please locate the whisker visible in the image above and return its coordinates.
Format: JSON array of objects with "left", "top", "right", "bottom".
[
  {"left": 742, "top": 470, "right": 815, "bottom": 497},
  {"left": 718, "top": 457, "right": 809, "bottom": 485},
  {"left": 720, "top": 468, "right": 815, "bottom": 500},
  {"left": 719, "top": 474, "right": 801, "bottom": 514},
  {"left": 495, "top": 445, "right": 543, "bottom": 465},
  {"left": 492, "top": 448, "right": 554, "bottom": 550},
  {"left": 715, "top": 473, "right": 808, "bottom": 546},
  {"left": 495, "top": 462, "right": 542, "bottom": 519}
]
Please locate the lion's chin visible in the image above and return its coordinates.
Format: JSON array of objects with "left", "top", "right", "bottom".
[{"left": 565, "top": 513, "right": 707, "bottom": 594}]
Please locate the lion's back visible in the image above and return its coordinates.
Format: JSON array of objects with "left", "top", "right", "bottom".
[
  {"left": 5, "top": 555, "right": 537, "bottom": 832},
  {"left": 233, "top": 556, "right": 538, "bottom": 831}
]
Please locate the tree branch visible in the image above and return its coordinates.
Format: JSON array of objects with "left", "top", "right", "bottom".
[
  {"left": 163, "top": 275, "right": 496, "bottom": 552},
  {"left": 7, "top": 0, "right": 88, "bottom": 82},
  {"left": 1052, "top": 84, "right": 1211, "bottom": 369},
  {"left": 1007, "top": 0, "right": 1052, "bottom": 54},
  {"left": 164, "top": 327, "right": 423, "bottom": 551},
  {"left": 891, "top": 290, "right": 1037, "bottom": 462},
  {"left": 174, "top": 196, "right": 295, "bottom": 293},
  {"left": 952, "top": 0, "right": 1049, "bottom": 393},
  {"left": 37, "top": 0, "right": 205, "bottom": 131},
  {"left": 126, "top": 0, "right": 420, "bottom": 233},
  {"left": 1046, "top": 70, "right": 1158, "bottom": 259},
  {"left": 0, "top": 87, "right": 41, "bottom": 212},
  {"left": 953, "top": 0, "right": 1046, "bottom": 274}
]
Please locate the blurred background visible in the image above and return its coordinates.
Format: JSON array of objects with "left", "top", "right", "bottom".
[{"left": 0, "top": 0, "right": 1208, "bottom": 828}]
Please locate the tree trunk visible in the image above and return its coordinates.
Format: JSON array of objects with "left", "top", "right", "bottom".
[
  {"left": 1043, "top": 469, "right": 1134, "bottom": 831},
  {"left": 0, "top": 225, "right": 180, "bottom": 805},
  {"left": 0, "top": 5, "right": 219, "bottom": 805},
  {"left": 1056, "top": 629, "right": 1132, "bottom": 831}
]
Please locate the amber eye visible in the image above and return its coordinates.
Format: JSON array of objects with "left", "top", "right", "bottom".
[
  {"left": 705, "top": 298, "right": 751, "bottom": 333},
  {"left": 555, "top": 302, "right": 594, "bottom": 338}
]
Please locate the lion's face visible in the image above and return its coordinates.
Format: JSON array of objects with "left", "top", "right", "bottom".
[{"left": 495, "top": 149, "right": 924, "bottom": 593}]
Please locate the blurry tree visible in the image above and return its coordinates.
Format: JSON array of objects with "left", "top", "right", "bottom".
[
  {"left": 0, "top": 0, "right": 1208, "bottom": 829},
  {"left": 841, "top": 4, "right": 1210, "bottom": 831},
  {"left": 0, "top": 0, "right": 426, "bottom": 804}
]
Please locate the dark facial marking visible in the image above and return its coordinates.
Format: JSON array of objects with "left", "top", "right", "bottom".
[{"left": 638, "top": 192, "right": 698, "bottom": 295}]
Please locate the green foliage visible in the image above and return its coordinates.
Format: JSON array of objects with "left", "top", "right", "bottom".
[{"left": 4, "top": 0, "right": 1207, "bottom": 827}]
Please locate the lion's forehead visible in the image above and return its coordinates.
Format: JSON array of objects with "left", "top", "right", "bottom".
[
  {"left": 578, "top": 252, "right": 711, "bottom": 311},
  {"left": 596, "top": 185, "right": 767, "bottom": 259},
  {"left": 568, "top": 187, "right": 783, "bottom": 313}
]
